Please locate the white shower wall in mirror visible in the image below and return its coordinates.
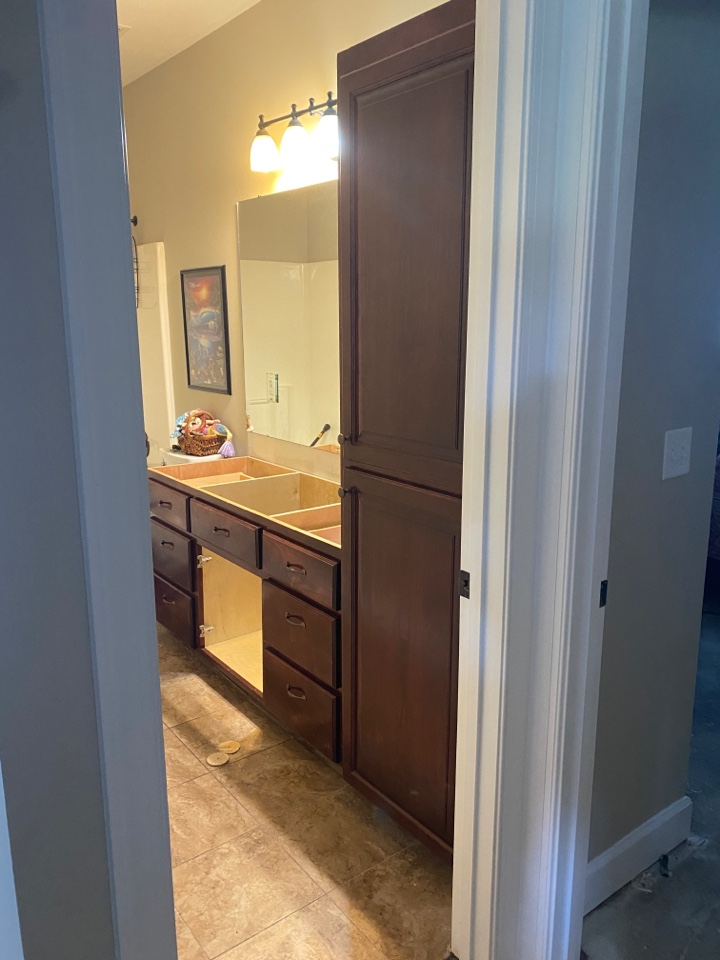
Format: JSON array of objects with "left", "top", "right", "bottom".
[{"left": 237, "top": 181, "right": 339, "bottom": 451}]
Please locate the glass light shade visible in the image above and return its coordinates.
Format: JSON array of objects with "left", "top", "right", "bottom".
[
  {"left": 250, "top": 129, "right": 280, "bottom": 173},
  {"left": 314, "top": 110, "right": 339, "bottom": 161},
  {"left": 280, "top": 118, "right": 310, "bottom": 169}
]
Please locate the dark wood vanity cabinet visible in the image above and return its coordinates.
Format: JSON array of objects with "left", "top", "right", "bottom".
[
  {"left": 339, "top": 0, "right": 474, "bottom": 856},
  {"left": 148, "top": 474, "right": 342, "bottom": 761}
]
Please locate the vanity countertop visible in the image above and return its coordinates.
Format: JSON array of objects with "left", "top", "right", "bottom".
[{"left": 148, "top": 456, "right": 341, "bottom": 558}]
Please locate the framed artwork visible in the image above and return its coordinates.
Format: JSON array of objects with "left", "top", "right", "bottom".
[{"left": 180, "top": 265, "right": 231, "bottom": 394}]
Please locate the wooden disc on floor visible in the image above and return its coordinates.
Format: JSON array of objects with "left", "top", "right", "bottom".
[
  {"left": 218, "top": 740, "right": 241, "bottom": 754},
  {"left": 206, "top": 752, "right": 230, "bottom": 767}
]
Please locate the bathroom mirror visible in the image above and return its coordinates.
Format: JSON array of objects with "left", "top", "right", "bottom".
[{"left": 237, "top": 181, "right": 339, "bottom": 451}]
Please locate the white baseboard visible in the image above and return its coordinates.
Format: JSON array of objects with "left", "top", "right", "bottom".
[{"left": 584, "top": 796, "right": 693, "bottom": 914}]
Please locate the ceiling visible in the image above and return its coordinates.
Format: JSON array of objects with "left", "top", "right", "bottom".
[{"left": 117, "top": 0, "right": 262, "bottom": 86}]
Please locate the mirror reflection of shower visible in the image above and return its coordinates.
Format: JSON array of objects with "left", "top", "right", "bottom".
[{"left": 237, "top": 181, "right": 339, "bottom": 452}]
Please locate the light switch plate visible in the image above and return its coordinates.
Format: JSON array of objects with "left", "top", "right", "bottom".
[{"left": 662, "top": 427, "right": 692, "bottom": 480}]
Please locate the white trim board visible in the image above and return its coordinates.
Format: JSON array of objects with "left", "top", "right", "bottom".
[
  {"left": 585, "top": 797, "right": 692, "bottom": 913},
  {"left": 451, "top": 0, "right": 649, "bottom": 958},
  {"left": 584, "top": 797, "right": 692, "bottom": 915}
]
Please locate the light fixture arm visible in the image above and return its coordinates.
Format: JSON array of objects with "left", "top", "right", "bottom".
[{"left": 256, "top": 92, "right": 338, "bottom": 132}]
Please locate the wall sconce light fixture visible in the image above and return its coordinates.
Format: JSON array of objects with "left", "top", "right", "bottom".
[{"left": 249, "top": 92, "right": 339, "bottom": 174}]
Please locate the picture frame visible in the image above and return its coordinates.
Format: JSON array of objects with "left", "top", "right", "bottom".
[{"left": 180, "top": 265, "right": 231, "bottom": 394}]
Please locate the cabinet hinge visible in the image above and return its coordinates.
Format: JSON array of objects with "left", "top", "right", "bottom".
[
  {"left": 599, "top": 579, "right": 608, "bottom": 608},
  {"left": 459, "top": 570, "right": 470, "bottom": 600}
]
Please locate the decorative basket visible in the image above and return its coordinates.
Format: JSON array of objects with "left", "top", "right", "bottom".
[{"left": 178, "top": 432, "right": 225, "bottom": 457}]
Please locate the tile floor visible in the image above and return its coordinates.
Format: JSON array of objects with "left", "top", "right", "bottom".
[{"left": 158, "top": 625, "right": 453, "bottom": 960}]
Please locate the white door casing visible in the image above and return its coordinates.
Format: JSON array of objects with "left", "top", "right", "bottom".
[{"left": 451, "top": 1, "right": 648, "bottom": 958}]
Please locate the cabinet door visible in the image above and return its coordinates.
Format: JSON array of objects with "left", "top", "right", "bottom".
[
  {"left": 338, "top": 0, "right": 474, "bottom": 497},
  {"left": 341, "top": 469, "right": 460, "bottom": 850}
]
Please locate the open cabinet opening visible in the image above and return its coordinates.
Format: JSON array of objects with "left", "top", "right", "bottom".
[{"left": 199, "top": 549, "right": 264, "bottom": 694}]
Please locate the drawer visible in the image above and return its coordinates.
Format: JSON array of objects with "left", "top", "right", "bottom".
[
  {"left": 190, "top": 500, "right": 260, "bottom": 571},
  {"left": 263, "top": 650, "right": 339, "bottom": 761},
  {"left": 150, "top": 519, "right": 194, "bottom": 592},
  {"left": 154, "top": 576, "right": 195, "bottom": 648},
  {"left": 149, "top": 479, "right": 189, "bottom": 531},
  {"left": 263, "top": 581, "right": 339, "bottom": 688},
  {"left": 262, "top": 533, "right": 339, "bottom": 610}
]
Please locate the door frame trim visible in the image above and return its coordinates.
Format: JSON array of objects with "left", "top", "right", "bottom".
[{"left": 452, "top": 1, "right": 648, "bottom": 957}]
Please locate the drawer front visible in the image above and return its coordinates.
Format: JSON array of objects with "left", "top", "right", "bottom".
[
  {"left": 154, "top": 576, "right": 195, "bottom": 648},
  {"left": 190, "top": 500, "right": 260, "bottom": 571},
  {"left": 263, "top": 581, "right": 339, "bottom": 688},
  {"left": 151, "top": 519, "right": 194, "bottom": 592},
  {"left": 149, "top": 480, "right": 189, "bottom": 531},
  {"left": 263, "top": 650, "right": 339, "bottom": 761},
  {"left": 263, "top": 533, "right": 339, "bottom": 610}
]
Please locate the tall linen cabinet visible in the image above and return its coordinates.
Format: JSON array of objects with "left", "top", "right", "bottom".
[{"left": 338, "top": 0, "right": 474, "bottom": 857}]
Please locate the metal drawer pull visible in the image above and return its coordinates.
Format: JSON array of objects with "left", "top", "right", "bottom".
[
  {"left": 285, "top": 614, "right": 306, "bottom": 627},
  {"left": 160, "top": 540, "right": 174, "bottom": 549},
  {"left": 285, "top": 562, "right": 307, "bottom": 575},
  {"left": 158, "top": 500, "right": 173, "bottom": 508},
  {"left": 161, "top": 595, "right": 176, "bottom": 605},
  {"left": 213, "top": 525, "right": 230, "bottom": 537},
  {"left": 197, "top": 555, "right": 213, "bottom": 567},
  {"left": 286, "top": 684, "right": 307, "bottom": 700}
]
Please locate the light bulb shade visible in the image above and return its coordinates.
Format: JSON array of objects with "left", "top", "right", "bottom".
[
  {"left": 280, "top": 118, "right": 310, "bottom": 169},
  {"left": 314, "top": 110, "right": 339, "bottom": 161},
  {"left": 250, "top": 129, "right": 280, "bottom": 173}
]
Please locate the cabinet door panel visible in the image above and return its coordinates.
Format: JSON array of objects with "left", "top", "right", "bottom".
[
  {"left": 342, "top": 469, "right": 460, "bottom": 844},
  {"left": 339, "top": 9, "right": 473, "bottom": 496}
]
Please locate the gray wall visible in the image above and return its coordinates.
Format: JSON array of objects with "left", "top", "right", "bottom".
[
  {"left": 589, "top": 0, "right": 720, "bottom": 859},
  {"left": 0, "top": 0, "right": 175, "bottom": 957}
]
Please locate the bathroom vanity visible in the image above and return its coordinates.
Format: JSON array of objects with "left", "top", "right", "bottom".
[{"left": 149, "top": 456, "right": 342, "bottom": 760}]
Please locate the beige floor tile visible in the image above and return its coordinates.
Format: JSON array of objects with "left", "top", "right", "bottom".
[
  {"left": 173, "top": 700, "right": 290, "bottom": 768},
  {"left": 168, "top": 774, "right": 256, "bottom": 866},
  {"left": 164, "top": 729, "right": 206, "bottom": 787},
  {"left": 215, "top": 740, "right": 411, "bottom": 891},
  {"left": 328, "top": 844, "right": 453, "bottom": 960},
  {"left": 176, "top": 911, "right": 208, "bottom": 960},
  {"left": 174, "top": 827, "right": 322, "bottom": 959},
  {"left": 216, "top": 897, "right": 387, "bottom": 960},
  {"left": 162, "top": 673, "right": 239, "bottom": 728}
]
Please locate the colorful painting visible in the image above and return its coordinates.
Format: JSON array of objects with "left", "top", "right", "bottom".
[{"left": 181, "top": 265, "right": 231, "bottom": 394}]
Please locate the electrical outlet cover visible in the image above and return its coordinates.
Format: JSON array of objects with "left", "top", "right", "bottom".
[{"left": 662, "top": 426, "right": 692, "bottom": 480}]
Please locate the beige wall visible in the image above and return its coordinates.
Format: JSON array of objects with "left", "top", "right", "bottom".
[
  {"left": 123, "top": 0, "right": 439, "bottom": 451},
  {"left": 589, "top": 2, "right": 720, "bottom": 860}
]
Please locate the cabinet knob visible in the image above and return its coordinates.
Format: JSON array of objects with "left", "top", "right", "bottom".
[
  {"left": 160, "top": 540, "right": 174, "bottom": 549},
  {"left": 337, "top": 434, "right": 349, "bottom": 445},
  {"left": 212, "top": 525, "right": 230, "bottom": 537},
  {"left": 286, "top": 684, "right": 307, "bottom": 700},
  {"left": 286, "top": 561, "right": 307, "bottom": 576},
  {"left": 337, "top": 487, "right": 347, "bottom": 498},
  {"left": 158, "top": 500, "right": 173, "bottom": 508},
  {"left": 161, "top": 595, "right": 176, "bottom": 606}
]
